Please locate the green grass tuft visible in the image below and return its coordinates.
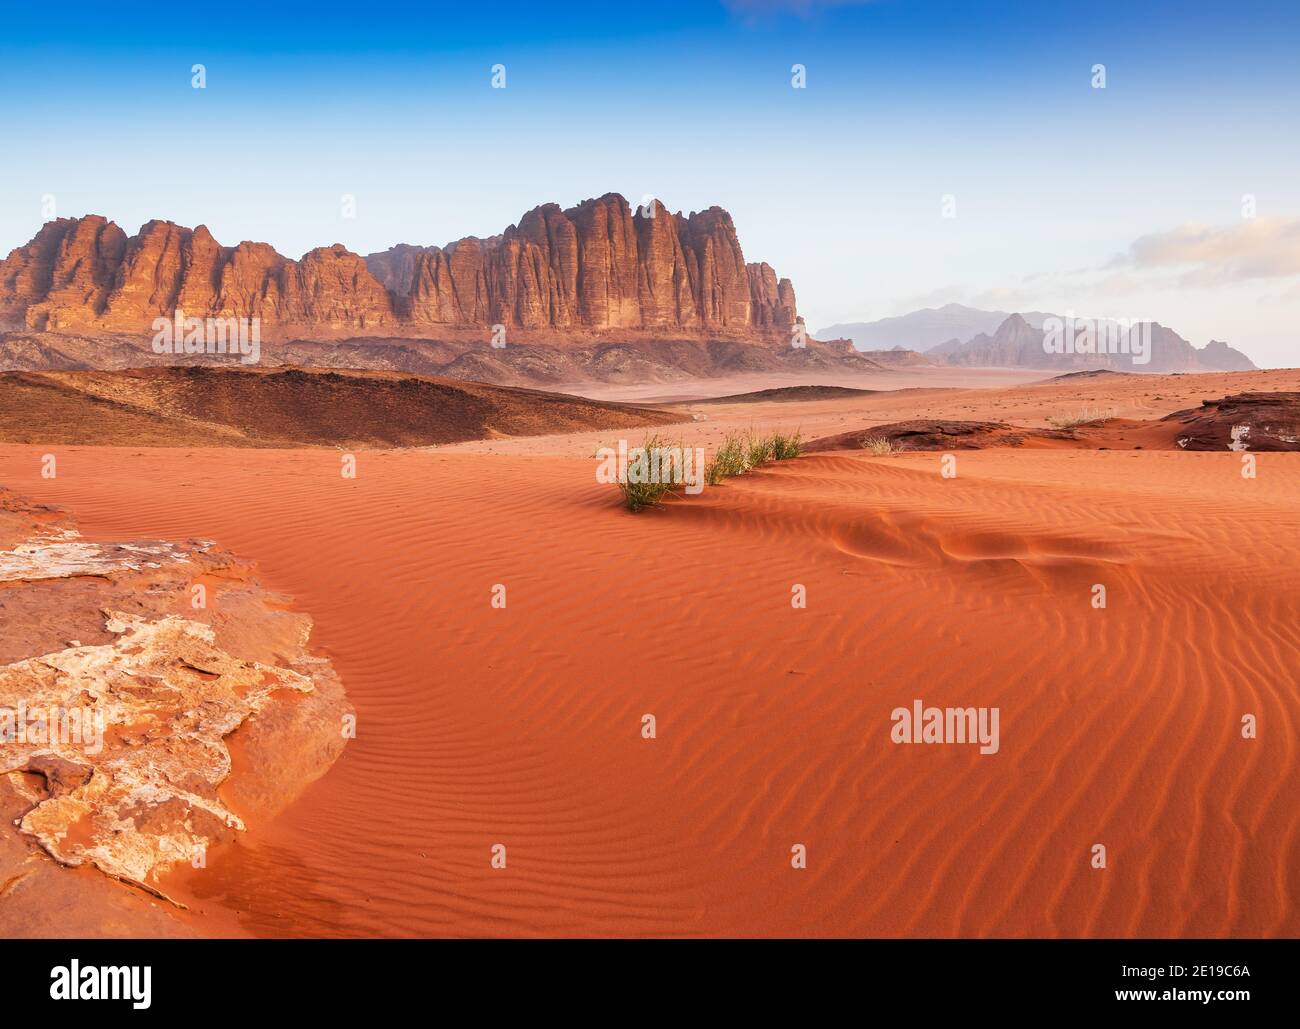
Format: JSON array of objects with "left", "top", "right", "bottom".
[
  {"left": 706, "top": 432, "right": 749, "bottom": 485},
  {"left": 745, "top": 432, "right": 776, "bottom": 468},
  {"left": 614, "top": 428, "right": 802, "bottom": 509},
  {"left": 617, "top": 434, "right": 680, "bottom": 512},
  {"left": 771, "top": 431, "right": 803, "bottom": 460},
  {"left": 705, "top": 429, "right": 801, "bottom": 486}
]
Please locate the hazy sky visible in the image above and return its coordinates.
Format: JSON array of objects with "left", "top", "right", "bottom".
[{"left": 2, "top": 0, "right": 1297, "bottom": 366}]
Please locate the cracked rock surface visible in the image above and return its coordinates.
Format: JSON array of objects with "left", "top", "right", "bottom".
[{"left": 0, "top": 486, "right": 350, "bottom": 936}]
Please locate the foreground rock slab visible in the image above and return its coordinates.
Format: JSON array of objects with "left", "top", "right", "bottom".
[
  {"left": 1162, "top": 392, "right": 1300, "bottom": 451},
  {"left": 0, "top": 488, "right": 350, "bottom": 935},
  {"left": 805, "top": 392, "right": 1300, "bottom": 453}
]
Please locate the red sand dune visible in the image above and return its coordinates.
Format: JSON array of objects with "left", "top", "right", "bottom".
[{"left": 2, "top": 430, "right": 1296, "bottom": 937}]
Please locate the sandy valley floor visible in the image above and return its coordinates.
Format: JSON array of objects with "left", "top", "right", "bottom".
[{"left": 1, "top": 367, "right": 1296, "bottom": 937}]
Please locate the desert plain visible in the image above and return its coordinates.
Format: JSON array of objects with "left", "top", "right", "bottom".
[{"left": 1, "top": 363, "right": 1296, "bottom": 937}]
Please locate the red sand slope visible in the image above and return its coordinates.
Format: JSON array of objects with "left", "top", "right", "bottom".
[{"left": 1, "top": 442, "right": 1296, "bottom": 937}]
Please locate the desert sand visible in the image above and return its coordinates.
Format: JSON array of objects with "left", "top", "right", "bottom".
[
  {"left": 448, "top": 367, "right": 1300, "bottom": 457},
  {"left": 1, "top": 367, "right": 1296, "bottom": 937}
]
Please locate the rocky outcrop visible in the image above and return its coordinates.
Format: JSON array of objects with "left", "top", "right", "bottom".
[
  {"left": 0, "top": 195, "right": 798, "bottom": 342},
  {"left": 804, "top": 392, "right": 1300, "bottom": 453},
  {"left": 804, "top": 419, "right": 1078, "bottom": 452},
  {"left": 0, "top": 489, "right": 350, "bottom": 932},
  {"left": 1162, "top": 392, "right": 1300, "bottom": 451},
  {"left": 6, "top": 609, "right": 317, "bottom": 887}
]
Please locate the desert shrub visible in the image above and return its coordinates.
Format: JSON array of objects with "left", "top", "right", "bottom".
[
  {"left": 771, "top": 430, "right": 802, "bottom": 460},
  {"left": 861, "top": 435, "right": 894, "bottom": 455},
  {"left": 706, "top": 429, "right": 802, "bottom": 485},
  {"left": 617, "top": 434, "right": 681, "bottom": 512},
  {"left": 706, "top": 432, "right": 749, "bottom": 484},
  {"left": 745, "top": 432, "right": 776, "bottom": 468},
  {"left": 619, "top": 476, "right": 675, "bottom": 512}
]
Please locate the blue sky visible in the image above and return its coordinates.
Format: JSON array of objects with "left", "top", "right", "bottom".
[{"left": 2, "top": 0, "right": 1298, "bottom": 365}]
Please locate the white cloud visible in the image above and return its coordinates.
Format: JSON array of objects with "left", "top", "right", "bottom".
[{"left": 1118, "top": 216, "right": 1300, "bottom": 286}]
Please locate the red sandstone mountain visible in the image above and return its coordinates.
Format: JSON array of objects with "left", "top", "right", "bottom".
[{"left": 0, "top": 194, "right": 798, "bottom": 342}]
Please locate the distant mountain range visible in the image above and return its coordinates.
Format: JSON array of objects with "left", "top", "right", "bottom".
[
  {"left": 819, "top": 304, "right": 1255, "bottom": 372},
  {"left": 818, "top": 304, "right": 1054, "bottom": 352},
  {"left": 933, "top": 313, "right": 1255, "bottom": 373}
]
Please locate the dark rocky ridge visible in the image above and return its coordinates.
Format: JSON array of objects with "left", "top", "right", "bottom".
[
  {"left": 0, "top": 329, "right": 884, "bottom": 387},
  {"left": 0, "top": 365, "right": 684, "bottom": 447}
]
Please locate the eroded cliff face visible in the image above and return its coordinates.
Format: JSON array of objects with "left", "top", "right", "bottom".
[
  {"left": 0, "top": 195, "right": 798, "bottom": 342},
  {"left": 0, "top": 489, "right": 350, "bottom": 934},
  {"left": 380, "top": 197, "right": 797, "bottom": 335}
]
